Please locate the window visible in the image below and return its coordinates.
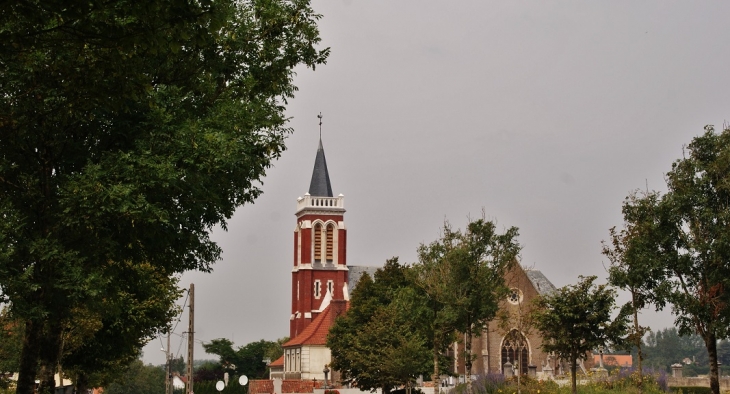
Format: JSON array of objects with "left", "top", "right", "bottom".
[
  {"left": 327, "top": 280, "right": 334, "bottom": 296},
  {"left": 314, "top": 223, "right": 322, "bottom": 262},
  {"left": 314, "top": 280, "right": 321, "bottom": 299},
  {"left": 502, "top": 330, "right": 529, "bottom": 375},
  {"left": 507, "top": 288, "right": 522, "bottom": 305},
  {"left": 326, "top": 224, "right": 335, "bottom": 262}
]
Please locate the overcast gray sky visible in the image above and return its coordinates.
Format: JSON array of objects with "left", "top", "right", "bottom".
[{"left": 143, "top": 1, "right": 730, "bottom": 365}]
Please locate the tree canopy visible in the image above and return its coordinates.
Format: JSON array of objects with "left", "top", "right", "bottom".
[
  {"left": 203, "top": 338, "right": 287, "bottom": 380},
  {"left": 328, "top": 258, "right": 432, "bottom": 394},
  {"left": 0, "top": 0, "right": 328, "bottom": 392},
  {"left": 605, "top": 125, "right": 730, "bottom": 394},
  {"left": 532, "top": 276, "right": 626, "bottom": 394},
  {"left": 414, "top": 217, "right": 520, "bottom": 394}
]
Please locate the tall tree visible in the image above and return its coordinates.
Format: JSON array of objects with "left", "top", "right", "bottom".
[
  {"left": 451, "top": 218, "right": 520, "bottom": 392},
  {"left": 0, "top": 1, "right": 328, "bottom": 392},
  {"left": 414, "top": 217, "right": 520, "bottom": 394},
  {"left": 614, "top": 126, "right": 730, "bottom": 394},
  {"left": 602, "top": 191, "right": 669, "bottom": 393},
  {"left": 532, "top": 276, "right": 626, "bottom": 394},
  {"left": 328, "top": 258, "right": 432, "bottom": 394}
]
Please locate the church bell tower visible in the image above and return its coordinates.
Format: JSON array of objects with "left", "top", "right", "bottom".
[{"left": 290, "top": 136, "right": 348, "bottom": 339}]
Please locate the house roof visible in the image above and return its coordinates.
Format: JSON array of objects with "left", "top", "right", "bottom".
[
  {"left": 308, "top": 139, "right": 333, "bottom": 197},
  {"left": 284, "top": 300, "right": 348, "bottom": 347},
  {"left": 269, "top": 355, "right": 284, "bottom": 367}
]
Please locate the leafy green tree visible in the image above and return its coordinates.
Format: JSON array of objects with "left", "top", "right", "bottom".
[
  {"left": 328, "top": 258, "right": 432, "bottom": 394},
  {"left": 204, "top": 338, "right": 284, "bottom": 379},
  {"left": 0, "top": 307, "right": 22, "bottom": 374},
  {"left": 414, "top": 217, "right": 520, "bottom": 394},
  {"left": 104, "top": 359, "right": 165, "bottom": 394},
  {"left": 63, "top": 262, "right": 182, "bottom": 393},
  {"left": 532, "top": 276, "right": 627, "bottom": 394},
  {"left": 603, "top": 191, "right": 669, "bottom": 393},
  {"left": 413, "top": 245, "right": 458, "bottom": 394},
  {"left": 170, "top": 356, "right": 186, "bottom": 375},
  {"left": 643, "top": 327, "right": 706, "bottom": 372},
  {"left": 0, "top": 0, "right": 328, "bottom": 392},
  {"left": 614, "top": 126, "right": 730, "bottom": 394}
]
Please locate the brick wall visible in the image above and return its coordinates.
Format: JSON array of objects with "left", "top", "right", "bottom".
[{"left": 250, "top": 380, "right": 325, "bottom": 394}]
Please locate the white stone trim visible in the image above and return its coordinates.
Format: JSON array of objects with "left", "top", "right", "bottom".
[
  {"left": 314, "top": 287, "right": 332, "bottom": 313},
  {"left": 296, "top": 194, "right": 345, "bottom": 213}
]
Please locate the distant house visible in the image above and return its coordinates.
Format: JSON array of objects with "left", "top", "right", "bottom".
[
  {"left": 172, "top": 374, "right": 187, "bottom": 390},
  {"left": 591, "top": 352, "right": 632, "bottom": 368}
]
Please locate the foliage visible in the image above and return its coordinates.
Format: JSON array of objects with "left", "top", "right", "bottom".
[
  {"left": 0, "top": 307, "right": 22, "bottom": 373},
  {"left": 603, "top": 191, "right": 670, "bottom": 392},
  {"left": 170, "top": 356, "right": 186, "bottom": 375},
  {"left": 193, "top": 361, "right": 225, "bottom": 382},
  {"left": 0, "top": 0, "right": 328, "bottom": 391},
  {"left": 642, "top": 328, "right": 707, "bottom": 372},
  {"left": 612, "top": 126, "right": 730, "bottom": 394},
  {"left": 63, "top": 263, "right": 182, "bottom": 393},
  {"left": 447, "top": 370, "right": 669, "bottom": 394},
  {"left": 103, "top": 359, "right": 165, "bottom": 394},
  {"left": 414, "top": 216, "right": 520, "bottom": 393},
  {"left": 532, "top": 276, "right": 627, "bottom": 394},
  {"left": 328, "top": 258, "right": 432, "bottom": 394},
  {"left": 203, "top": 338, "right": 286, "bottom": 379}
]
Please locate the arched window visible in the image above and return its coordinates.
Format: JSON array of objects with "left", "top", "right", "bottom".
[
  {"left": 326, "top": 223, "right": 335, "bottom": 262},
  {"left": 501, "top": 330, "right": 529, "bottom": 375},
  {"left": 313, "top": 223, "right": 322, "bottom": 262}
]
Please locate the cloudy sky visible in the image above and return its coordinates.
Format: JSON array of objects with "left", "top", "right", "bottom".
[{"left": 143, "top": 1, "right": 730, "bottom": 365}]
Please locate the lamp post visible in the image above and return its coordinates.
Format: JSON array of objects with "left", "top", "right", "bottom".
[{"left": 323, "top": 366, "right": 330, "bottom": 389}]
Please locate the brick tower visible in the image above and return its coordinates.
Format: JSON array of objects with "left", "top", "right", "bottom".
[{"left": 290, "top": 138, "right": 348, "bottom": 339}]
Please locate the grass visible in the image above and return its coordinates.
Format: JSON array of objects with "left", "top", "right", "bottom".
[{"left": 448, "top": 368, "right": 671, "bottom": 394}]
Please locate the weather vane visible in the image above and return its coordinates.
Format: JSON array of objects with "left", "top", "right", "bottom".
[{"left": 317, "top": 112, "right": 323, "bottom": 139}]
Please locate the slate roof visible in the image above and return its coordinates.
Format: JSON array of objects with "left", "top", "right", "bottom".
[
  {"left": 524, "top": 269, "right": 557, "bottom": 295},
  {"left": 347, "top": 265, "right": 379, "bottom": 291},
  {"left": 308, "top": 139, "right": 333, "bottom": 197}
]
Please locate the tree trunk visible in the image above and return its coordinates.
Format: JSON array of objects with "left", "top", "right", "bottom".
[
  {"left": 570, "top": 358, "right": 577, "bottom": 394},
  {"left": 632, "top": 292, "right": 643, "bottom": 394},
  {"left": 464, "top": 327, "right": 472, "bottom": 394},
  {"left": 37, "top": 319, "right": 62, "bottom": 394},
  {"left": 706, "top": 331, "right": 720, "bottom": 394},
  {"left": 17, "top": 319, "right": 42, "bottom": 394},
  {"left": 75, "top": 372, "right": 89, "bottom": 394},
  {"left": 432, "top": 337, "right": 440, "bottom": 394}
]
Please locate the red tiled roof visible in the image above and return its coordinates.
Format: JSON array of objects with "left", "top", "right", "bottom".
[
  {"left": 284, "top": 300, "right": 348, "bottom": 347},
  {"left": 269, "top": 355, "right": 284, "bottom": 367}
]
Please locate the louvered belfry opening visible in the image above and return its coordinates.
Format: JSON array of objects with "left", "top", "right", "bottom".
[
  {"left": 314, "top": 223, "right": 322, "bottom": 262},
  {"left": 326, "top": 224, "right": 334, "bottom": 263}
]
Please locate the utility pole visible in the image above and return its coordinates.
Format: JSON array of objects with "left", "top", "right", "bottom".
[
  {"left": 166, "top": 332, "right": 172, "bottom": 394},
  {"left": 186, "top": 283, "right": 195, "bottom": 394}
]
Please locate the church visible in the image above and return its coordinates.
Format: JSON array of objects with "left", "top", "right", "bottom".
[{"left": 267, "top": 136, "right": 559, "bottom": 384}]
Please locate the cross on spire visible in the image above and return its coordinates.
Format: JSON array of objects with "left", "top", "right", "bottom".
[{"left": 318, "top": 112, "right": 323, "bottom": 139}]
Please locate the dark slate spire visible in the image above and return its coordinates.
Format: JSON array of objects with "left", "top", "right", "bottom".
[{"left": 308, "top": 138, "right": 333, "bottom": 197}]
